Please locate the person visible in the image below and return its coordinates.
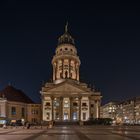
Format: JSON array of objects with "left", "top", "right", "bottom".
[
  {"left": 26, "top": 122, "right": 30, "bottom": 129},
  {"left": 3, "top": 124, "right": 7, "bottom": 129}
]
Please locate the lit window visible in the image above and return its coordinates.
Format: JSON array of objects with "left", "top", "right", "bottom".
[
  {"left": 54, "top": 100, "right": 59, "bottom": 106},
  {"left": 11, "top": 107, "right": 16, "bottom": 115},
  {"left": 73, "top": 112, "right": 77, "bottom": 120},
  {"left": 21, "top": 108, "right": 25, "bottom": 117},
  {"left": 82, "top": 103, "right": 87, "bottom": 106},
  {"left": 83, "top": 113, "right": 86, "bottom": 120},
  {"left": 64, "top": 100, "right": 69, "bottom": 107},
  {"left": 45, "top": 102, "right": 50, "bottom": 106},
  {"left": 73, "top": 102, "right": 78, "bottom": 106},
  {"left": 46, "top": 112, "right": 50, "bottom": 120}
]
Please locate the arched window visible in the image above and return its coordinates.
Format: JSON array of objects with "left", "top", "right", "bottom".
[
  {"left": 70, "top": 73, "right": 72, "bottom": 78},
  {"left": 65, "top": 71, "right": 68, "bottom": 78},
  {"left": 60, "top": 72, "right": 63, "bottom": 78}
]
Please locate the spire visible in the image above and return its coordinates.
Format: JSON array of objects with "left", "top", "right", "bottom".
[
  {"left": 58, "top": 22, "right": 75, "bottom": 45},
  {"left": 65, "top": 22, "right": 68, "bottom": 33}
]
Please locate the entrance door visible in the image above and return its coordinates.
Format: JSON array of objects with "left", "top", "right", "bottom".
[
  {"left": 73, "top": 112, "right": 77, "bottom": 120},
  {"left": 83, "top": 112, "right": 86, "bottom": 120},
  {"left": 64, "top": 113, "right": 68, "bottom": 120}
]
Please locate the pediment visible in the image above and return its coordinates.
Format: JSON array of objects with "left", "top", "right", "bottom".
[{"left": 47, "top": 82, "right": 87, "bottom": 93}]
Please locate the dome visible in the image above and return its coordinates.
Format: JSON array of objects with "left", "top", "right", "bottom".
[{"left": 58, "top": 23, "right": 75, "bottom": 45}]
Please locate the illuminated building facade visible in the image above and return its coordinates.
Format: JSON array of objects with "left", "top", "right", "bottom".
[
  {"left": 101, "top": 102, "right": 118, "bottom": 120},
  {"left": 0, "top": 85, "right": 41, "bottom": 124},
  {"left": 101, "top": 97, "right": 140, "bottom": 124},
  {"left": 41, "top": 24, "right": 102, "bottom": 122},
  {"left": 116, "top": 97, "right": 140, "bottom": 124}
]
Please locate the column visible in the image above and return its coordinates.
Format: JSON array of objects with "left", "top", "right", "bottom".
[
  {"left": 79, "top": 97, "right": 82, "bottom": 121},
  {"left": 76, "top": 63, "right": 79, "bottom": 81},
  {"left": 74, "top": 61, "right": 76, "bottom": 79},
  {"left": 60, "top": 97, "right": 63, "bottom": 121},
  {"left": 56, "top": 61, "right": 59, "bottom": 79},
  {"left": 68, "top": 59, "right": 71, "bottom": 78},
  {"left": 88, "top": 97, "right": 91, "bottom": 119},
  {"left": 53, "top": 64, "right": 55, "bottom": 81},
  {"left": 51, "top": 97, "right": 54, "bottom": 121},
  {"left": 95, "top": 100, "right": 99, "bottom": 118},
  {"left": 70, "top": 97, "right": 73, "bottom": 120},
  {"left": 42, "top": 97, "right": 44, "bottom": 121},
  {"left": 98, "top": 100, "right": 100, "bottom": 118},
  {"left": 62, "top": 59, "right": 64, "bottom": 78}
]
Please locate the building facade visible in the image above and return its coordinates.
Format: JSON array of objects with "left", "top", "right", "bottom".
[
  {"left": 41, "top": 25, "right": 102, "bottom": 122},
  {"left": 0, "top": 85, "right": 41, "bottom": 124},
  {"left": 101, "top": 102, "right": 118, "bottom": 120},
  {"left": 135, "top": 97, "right": 140, "bottom": 124},
  {"left": 101, "top": 97, "right": 140, "bottom": 124},
  {"left": 27, "top": 104, "right": 42, "bottom": 124},
  {"left": 116, "top": 97, "right": 140, "bottom": 124}
]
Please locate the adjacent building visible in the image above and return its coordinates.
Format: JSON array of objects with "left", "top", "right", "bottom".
[
  {"left": 101, "top": 97, "right": 140, "bottom": 124},
  {"left": 135, "top": 97, "right": 140, "bottom": 124},
  {"left": 116, "top": 97, "right": 140, "bottom": 124},
  {"left": 101, "top": 102, "right": 118, "bottom": 120},
  {"left": 40, "top": 24, "right": 102, "bottom": 122},
  {"left": 27, "top": 104, "right": 41, "bottom": 124},
  {"left": 0, "top": 85, "right": 41, "bottom": 124}
]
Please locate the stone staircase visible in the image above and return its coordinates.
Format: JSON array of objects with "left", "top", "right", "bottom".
[{"left": 54, "top": 121, "right": 79, "bottom": 126}]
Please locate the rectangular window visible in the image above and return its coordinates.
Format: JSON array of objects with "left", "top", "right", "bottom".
[
  {"left": 32, "top": 118, "right": 37, "bottom": 123},
  {"left": 73, "top": 103, "right": 78, "bottom": 106},
  {"left": 91, "top": 113, "right": 94, "bottom": 118},
  {"left": 45, "top": 102, "right": 51, "bottom": 106},
  {"left": 36, "top": 110, "right": 38, "bottom": 114},
  {"left": 31, "top": 109, "right": 35, "bottom": 114},
  {"left": 31, "top": 109, "right": 38, "bottom": 114},
  {"left": 46, "top": 112, "right": 50, "bottom": 120},
  {"left": 82, "top": 103, "right": 87, "bottom": 106},
  {"left": 21, "top": 108, "right": 25, "bottom": 117},
  {"left": 83, "top": 113, "right": 86, "bottom": 120},
  {"left": 11, "top": 107, "right": 16, "bottom": 115}
]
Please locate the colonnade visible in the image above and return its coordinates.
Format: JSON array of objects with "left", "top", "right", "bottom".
[
  {"left": 52, "top": 59, "right": 80, "bottom": 81},
  {"left": 43, "top": 96, "right": 100, "bottom": 121}
]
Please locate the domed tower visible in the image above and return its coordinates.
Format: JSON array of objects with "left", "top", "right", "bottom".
[{"left": 52, "top": 23, "right": 81, "bottom": 82}]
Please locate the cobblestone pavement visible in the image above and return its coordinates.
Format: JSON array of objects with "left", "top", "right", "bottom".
[{"left": 0, "top": 125, "right": 140, "bottom": 140}]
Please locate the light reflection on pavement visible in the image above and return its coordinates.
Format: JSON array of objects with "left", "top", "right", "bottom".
[{"left": 0, "top": 125, "right": 140, "bottom": 140}]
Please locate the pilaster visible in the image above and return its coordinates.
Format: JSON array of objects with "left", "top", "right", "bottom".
[
  {"left": 70, "top": 97, "right": 73, "bottom": 120},
  {"left": 79, "top": 96, "right": 82, "bottom": 121}
]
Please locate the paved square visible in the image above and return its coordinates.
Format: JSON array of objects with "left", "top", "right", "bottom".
[{"left": 0, "top": 125, "right": 140, "bottom": 140}]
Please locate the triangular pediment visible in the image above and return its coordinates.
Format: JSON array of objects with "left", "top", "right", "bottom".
[{"left": 47, "top": 82, "right": 87, "bottom": 93}]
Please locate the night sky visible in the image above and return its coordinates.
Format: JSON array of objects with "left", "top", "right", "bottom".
[{"left": 0, "top": 1, "right": 140, "bottom": 104}]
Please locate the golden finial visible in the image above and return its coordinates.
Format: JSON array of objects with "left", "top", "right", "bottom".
[{"left": 65, "top": 21, "right": 68, "bottom": 32}]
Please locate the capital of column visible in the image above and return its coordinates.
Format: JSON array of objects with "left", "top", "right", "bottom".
[
  {"left": 59, "top": 96, "right": 63, "bottom": 101},
  {"left": 69, "top": 97, "right": 73, "bottom": 101},
  {"left": 78, "top": 96, "right": 82, "bottom": 100},
  {"left": 51, "top": 96, "right": 54, "bottom": 100}
]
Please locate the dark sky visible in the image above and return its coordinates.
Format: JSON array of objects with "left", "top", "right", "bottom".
[{"left": 0, "top": 0, "right": 140, "bottom": 104}]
